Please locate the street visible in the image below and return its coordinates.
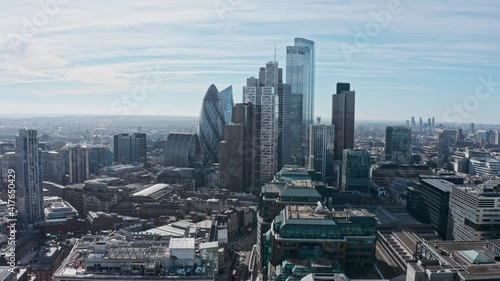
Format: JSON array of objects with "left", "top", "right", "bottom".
[{"left": 227, "top": 228, "right": 257, "bottom": 281}]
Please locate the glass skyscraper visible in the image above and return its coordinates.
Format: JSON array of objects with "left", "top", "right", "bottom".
[
  {"left": 199, "top": 84, "right": 225, "bottom": 166},
  {"left": 286, "top": 37, "right": 315, "bottom": 166},
  {"left": 332, "top": 82, "right": 355, "bottom": 161},
  {"left": 437, "top": 130, "right": 457, "bottom": 169},
  {"left": 342, "top": 149, "right": 371, "bottom": 193},
  {"left": 219, "top": 85, "right": 234, "bottom": 124},
  {"left": 243, "top": 62, "right": 282, "bottom": 187},
  {"left": 385, "top": 126, "right": 412, "bottom": 164},
  {"left": 309, "top": 122, "right": 335, "bottom": 184}
]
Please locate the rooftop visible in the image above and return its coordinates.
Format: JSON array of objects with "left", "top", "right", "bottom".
[
  {"left": 54, "top": 235, "right": 213, "bottom": 280},
  {"left": 411, "top": 240, "right": 500, "bottom": 279},
  {"left": 140, "top": 225, "right": 186, "bottom": 237},
  {"left": 280, "top": 165, "right": 309, "bottom": 173},
  {"left": 170, "top": 238, "right": 195, "bottom": 250},
  {"left": 470, "top": 157, "right": 500, "bottom": 163},
  {"left": 199, "top": 242, "right": 218, "bottom": 250},
  {"left": 132, "top": 183, "right": 172, "bottom": 198},
  {"left": 453, "top": 180, "right": 500, "bottom": 196},
  {"left": 288, "top": 205, "right": 331, "bottom": 220},
  {"left": 421, "top": 179, "right": 455, "bottom": 193},
  {"left": 288, "top": 180, "right": 314, "bottom": 188}
]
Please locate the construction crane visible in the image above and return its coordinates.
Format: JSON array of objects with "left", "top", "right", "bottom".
[{"left": 189, "top": 122, "right": 198, "bottom": 133}]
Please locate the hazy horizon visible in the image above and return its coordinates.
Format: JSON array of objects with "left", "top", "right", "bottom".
[
  {"left": 1, "top": 0, "right": 499, "bottom": 123},
  {"left": 0, "top": 114, "right": 498, "bottom": 127}
]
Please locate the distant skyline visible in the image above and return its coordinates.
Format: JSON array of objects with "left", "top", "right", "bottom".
[{"left": 1, "top": 0, "right": 500, "bottom": 124}]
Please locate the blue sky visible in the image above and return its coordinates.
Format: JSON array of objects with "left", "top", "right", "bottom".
[{"left": 1, "top": 0, "right": 499, "bottom": 124}]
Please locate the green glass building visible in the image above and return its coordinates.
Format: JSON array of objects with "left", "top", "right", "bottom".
[
  {"left": 385, "top": 126, "right": 412, "bottom": 164},
  {"left": 265, "top": 205, "right": 377, "bottom": 281},
  {"left": 341, "top": 149, "right": 371, "bottom": 193}
]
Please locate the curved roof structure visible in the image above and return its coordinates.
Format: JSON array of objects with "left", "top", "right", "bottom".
[
  {"left": 164, "top": 133, "right": 201, "bottom": 168},
  {"left": 199, "top": 84, "right": 224, "bottom": 166}
]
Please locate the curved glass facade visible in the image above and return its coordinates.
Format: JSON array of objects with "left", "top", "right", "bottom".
[
  {"left": 164, "top": 133, "right": 201, "bottom": 168},
  {"left": 219, "top": 85, "right": 234, "bottom": 124},
  {"left": 199, "top": 84, "right": 225, "bottom": 166}
]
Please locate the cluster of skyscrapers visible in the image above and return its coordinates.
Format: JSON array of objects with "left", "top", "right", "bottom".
[
  {"left": 407, "top": 116, "right": 436, "bottom": 131},
  {"left": 5, "top": 35, "right": 500, "bottom": 281},
  {"left": 191, "top": 38, "right": 324, "bottom": 193},
  {"left": 189, "top": 38, "right": 366, "bottom": 194}
]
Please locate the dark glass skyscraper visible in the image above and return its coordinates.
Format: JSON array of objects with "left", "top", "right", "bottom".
[
  {"left": 309, "top": 122, "right": 335, "bottom": 184},
  {"left": 437, "top": 130, "right": 457, "bottom": 169},
  {"left": 286, "top": 37, "right": 315, "bottom": 166},
  {"left": 332, "top": 82, "right": 355, "bottom": 161},
  {"left": 342, "top": 149, "right": 371, "bottom": 193},
  {"left": 220, "top": 103, "right": 254, "bottom": 192},
  {"left": 219, "top": 85, "right": 234, "bottom": 124},
  {"left": 199, "top": 84, "right": 225, "bottom": 166},
  {"left": 385, "top": 126, "right": 412, "bottom": 164}
]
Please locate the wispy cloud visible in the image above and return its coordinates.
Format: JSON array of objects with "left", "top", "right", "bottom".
[{"left": 0, "top": 0, "right": 499, "bottom": 123}]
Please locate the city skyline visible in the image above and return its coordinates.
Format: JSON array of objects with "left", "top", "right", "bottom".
[
  {"left": 1, "top": 1, "right": 499, "bottom": 123},
  {"left": 2, "top": 2, "right": 500, "bottom": 281}
]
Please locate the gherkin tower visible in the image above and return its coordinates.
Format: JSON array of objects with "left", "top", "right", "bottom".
[{"left": 198, "top": 84, "right": 225, "bottom": 166}]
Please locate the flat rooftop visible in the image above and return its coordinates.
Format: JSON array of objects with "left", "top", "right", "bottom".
[
  {"left": 288, "top": 180, "right": 314, "bottom": 188},
  {"left": 280, "top": 165, "right": 309, "bottom": 173},
  {"left": 169, "top": 238, "right": 195, "bottom": 250},
  {"left": 346, "top": 208, "right": 375, "bottom": 217},
  {"left": 288, "top": 205, "right": 330, "bottom": 220},
  {"left": 421, "top": 179, "right": 455, "bottom": 193},
  {"left": 412, "top": 240, "right": 500, "bottom": 279}
]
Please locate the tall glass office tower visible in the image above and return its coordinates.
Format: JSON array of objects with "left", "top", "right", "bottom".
[
  {"left": 342, "top": 149, "right": 371, "bottom": 193},
  {"left": 309, "top": 122, "right": 335, "bottom": 184},
  {"left": 16, "top": 128, "right": 44, "bottom": 223},
  {"left": 243, "top": 62, "right": 284, "bottom": 187},
  {"left": 219, "top": 85, "right": 234, "bottom": 124},
  {"left": 199, "top": 84, "right": 225, "bottom": 166},
  {"left": 385, "top": 126, "right": 412, "bottom": 164},
  {"left": 332, "top": 83, "right": 355, "bottom": 161},
  {"left": 286, "top": 38, "right": 315, "bottom": 166}
]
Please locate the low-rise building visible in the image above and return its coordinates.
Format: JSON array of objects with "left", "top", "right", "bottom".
[
  {"left": 53, "top": 235, "right": 215, "bottom": 281},
  {"left": 24, "top": 245, "right": 66, "bottom": 281},
  {"left": 130, "top": 183, "right": 173, "bottom": 203},
  {"left": 408, "top": 240, "right": 500, "bottom": 281},
  {"left": 407, "top": 179, "right": 454, "bottom": 239},
  {"left": 469, "top": 157, "right": 500, "bottom": 177},
  {"left": 44, "top": 196, "right": 79, "bottom": 220},
  {"left": 265, "top": 205, "right": 377, "bottom": 281},
  {"left": 371, "top": 163, "right": 433, "bottom": 187},
  {"left": 448, "top": 180, "right": 500, "bottom": 241}
]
